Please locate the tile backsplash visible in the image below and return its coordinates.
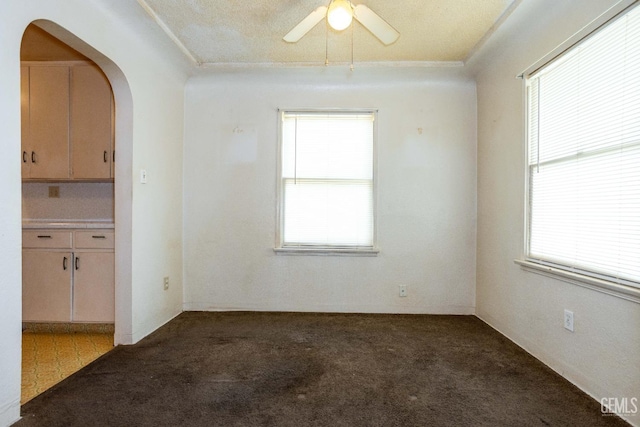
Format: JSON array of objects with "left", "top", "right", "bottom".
[{"left": 22, "top": 182, "right": 114, "bottom": 222}]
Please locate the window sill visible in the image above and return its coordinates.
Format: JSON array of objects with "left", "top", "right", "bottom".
[
  {"left": 514, "top": 259, "right": 640, "bottom": 304},
  {"left": 274, "top": 247, "right": 379, "bottom": 257}
]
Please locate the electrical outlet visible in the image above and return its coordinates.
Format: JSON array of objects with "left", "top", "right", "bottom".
[
  {"left": 140, "top": 169, "right": 148, "bottom": 184},
  {"left": 48, "top": 186, "right": 59, "bottom": 198},
  {"left": 564, "top": 309, "right": 574, "bottom": 332},
  {"left": 399, "top": 285, "right": 407, "bottom": 297},
  {"left": 163, "top": 276, "right": 169, "bottom": 291}
]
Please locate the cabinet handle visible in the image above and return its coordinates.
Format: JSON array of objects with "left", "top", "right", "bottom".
[
  {"left": 22, "top": 151, "right": 27, "bottom": 163},
  {"left": 75, "top": 256, "right": 79, "bottom": 271},
  {"left": 104, "top": 151, "right": 108, "bottom": 163},
  {"left": 113, "top": 150, "right": 115, "bottom": 163},
  {"left": 92, "top": 235, "right": 106, "bottom": 239},
  {"left": 31, "top": 151, "right": 36, "bottom": 163},
  {"left": 63, "top": 257, "right": 67, "bottom": 270},
  {"left": 37, "top": 235, "right": 52, "bottom": 239}
]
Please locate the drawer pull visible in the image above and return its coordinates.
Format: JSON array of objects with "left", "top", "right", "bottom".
[
  {"left": 75, "top": 256, "right": 79, "bottom": 271},
  {"left": 104, "top": 151, "right": 108, "bottom": 163},
  {"left": 23, "top": 151, "right": 27, "bottom": 163},
  {"left": 31, "top": 151, "right": 36, "bottom": 164},
  {"left": 63, "top": 257, "right": 67, "bottom": 270},
  {"left": 37, "top": 235, "right": 52, "bottom": 239},
  {"left": 92, "top": 235, "right": 106, "bottom": 239}
]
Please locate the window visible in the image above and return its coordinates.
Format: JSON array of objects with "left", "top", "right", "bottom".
[
  {"left": 276, "top": 110, "right": 377, "bottom": 254},
  {"left": 524, "top": 4, "right": 640, "bottom": 289}
]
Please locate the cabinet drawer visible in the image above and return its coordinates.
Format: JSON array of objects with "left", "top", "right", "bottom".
[
  {"left": 23, "top": 231, "right": 72, "bottom": 249},
  {"left": 74, "top": 230, "right": 114, "bottom": 249}
]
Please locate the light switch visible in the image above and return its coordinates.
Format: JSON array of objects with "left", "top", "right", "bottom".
[{"left": 140, "top": 169, "right": 147, "bottom": 184}]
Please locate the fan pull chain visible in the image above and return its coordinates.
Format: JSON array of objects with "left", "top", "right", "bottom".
[
  {"left": 350, "top": 15, "right": 354, "bottom": 71},
  {"left": 325, "top": 2, "right": 330, "bottom": 66},
  {"left": 294, "top": 118, "right": 298, "bottom": 185}
]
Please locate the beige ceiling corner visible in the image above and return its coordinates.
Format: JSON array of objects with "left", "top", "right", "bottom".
[{"left": 137, "top": 0, "right": 518, "bottom": 67}]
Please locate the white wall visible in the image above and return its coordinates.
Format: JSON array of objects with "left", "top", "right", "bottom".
[
  {"left": 183, "top": 67, "right": 477, "bottom": 314},
  {"left": 468, "top": 1, "right": 640, "bottom": 425},
  {"left": 0, "top": 1, "right": 187, "bottom": 424}
]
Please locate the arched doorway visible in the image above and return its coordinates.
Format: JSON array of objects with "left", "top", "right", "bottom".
[{"left": 18, "top": 19, "right": 134, "bottom": 402}]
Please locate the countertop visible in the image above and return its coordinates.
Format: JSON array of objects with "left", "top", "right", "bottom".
[{"left": 22, "top": 220, "right": 115, "bottom": 229}]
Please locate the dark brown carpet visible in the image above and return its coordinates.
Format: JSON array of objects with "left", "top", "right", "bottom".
[{"left": 17, "top": 312, "right": 628, "bottom": 427}]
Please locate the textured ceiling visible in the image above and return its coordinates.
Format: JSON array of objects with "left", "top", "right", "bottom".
[{"left": 139, "top": 0, "right": 517, "bottom": 66}]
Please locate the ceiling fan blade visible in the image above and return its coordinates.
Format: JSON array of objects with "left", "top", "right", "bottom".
[
  {"left": 353, "top": 4, "right": 400, "bottom": 46},
  {"left": 283, "top": 6, "right": 328, "bottom": 43}
]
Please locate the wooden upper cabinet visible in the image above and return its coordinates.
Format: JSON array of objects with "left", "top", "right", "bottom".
[
  {"left": 20, "top": 66, "right": 31, "bottom": 178},
  {"left": 28, "top": 65, "right": 70, "bottom": 179},
  {"left": 21, "top": 62, "right": 114, "bottom": 181},
  {"left": 71, "top": 65, "right": 113, "bottom": 180}
]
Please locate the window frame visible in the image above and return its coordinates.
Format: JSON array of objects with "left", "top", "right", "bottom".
[
  {"left": 518, "top": 0, "right": 640, "bottom": 303},
  {"left": 275, "top": 108, "right": 379, "bottom": 256}
]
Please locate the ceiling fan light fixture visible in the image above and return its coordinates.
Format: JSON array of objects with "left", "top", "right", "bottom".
[{"left": 327, "top": 0, "right": 353, "bottom": 31}]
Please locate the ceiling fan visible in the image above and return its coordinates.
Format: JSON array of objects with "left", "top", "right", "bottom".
[{"left": 283, "top": 0, "right": 400, "bottom": 46}]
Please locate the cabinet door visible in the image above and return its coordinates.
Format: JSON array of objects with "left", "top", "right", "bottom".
[
  {"left": 28, "top": 66, "right": 70, "bottom": 179},
  {"left": 22, "top": 251, "right": 72, "bottom": 322},
  {"left": 21, "top": 66, "right": 31, "bottom": 178},
  {"left": 111, "top": 94, "right": 115, "bottom": 178},
  {"left": 73, "top": 252, "right": 114, "bottom": 322},
  {"left": 71, "top": 65, "right": 113, "bottom": 180}
]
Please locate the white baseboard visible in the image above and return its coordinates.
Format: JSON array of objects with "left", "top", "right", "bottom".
[{"left": 183, "top": 302, "right": 476, "bottom": 315}]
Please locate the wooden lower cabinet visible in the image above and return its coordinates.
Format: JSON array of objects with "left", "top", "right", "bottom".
[
  {"left": 22, "top": 251, "right": 72, "bottom": 322},
  {"left": 22, "top": 229, "right": 114, "bottom": 323},
  {"left": 73, "top": 252, "right": 115, "bottom": 322}
]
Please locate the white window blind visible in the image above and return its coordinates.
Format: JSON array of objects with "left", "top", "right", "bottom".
[
  {"left": 279, "top": 111, "right": 375, "bottom": 248},
  {"left": 526, "top": 4, "right": 640, "bottom": 287}
]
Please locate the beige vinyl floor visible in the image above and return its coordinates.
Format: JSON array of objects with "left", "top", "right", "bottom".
[{"left": 21, "top": 324, "right": 113, "bottom": 404}]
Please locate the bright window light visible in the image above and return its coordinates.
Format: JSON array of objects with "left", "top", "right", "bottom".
[
  {"left": 279, "top": 111, "right": 375, "bottom": 249},
  {"left": 526, "top": 4, "right": 640, "bottom": 287}
]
